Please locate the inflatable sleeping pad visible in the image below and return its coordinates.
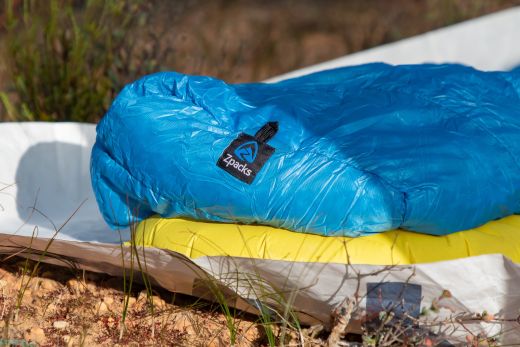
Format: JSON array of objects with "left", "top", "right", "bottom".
[
  {"left": 134, "top": 215, "right": 520, "bottom": 265},
  {"left": 91, "top": 63, "right": 520, "bottom": 236}
]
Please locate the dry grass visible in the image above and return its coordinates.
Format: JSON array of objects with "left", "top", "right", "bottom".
[
  {"left": 0, "top": 257, "right": 267, "bottom": 346},
  {"left": 1, "top": 0, "right": 520, "bottom": 115},
  {"left": 138, "top": 0, "right": 520, "bottom": 83}
]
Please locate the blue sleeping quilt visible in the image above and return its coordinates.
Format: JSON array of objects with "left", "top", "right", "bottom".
[{"left": 91, "top": 63, "right": 520, "bottom": 236}]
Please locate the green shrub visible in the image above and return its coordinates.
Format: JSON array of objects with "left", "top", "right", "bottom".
[{"left": 1, "top": 0, "right": 158, "bottom": 122}]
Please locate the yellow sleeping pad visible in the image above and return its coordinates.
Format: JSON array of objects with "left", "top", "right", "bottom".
[{"left": 134, "top": 215, "right": 520, "bottom": 265}]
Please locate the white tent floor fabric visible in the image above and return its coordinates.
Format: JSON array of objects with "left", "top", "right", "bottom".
[{"left": 2, "top": 7, "right": 520, "bottom": 344}]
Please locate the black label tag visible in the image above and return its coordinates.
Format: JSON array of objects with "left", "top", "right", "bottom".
[{"left": 217, "top": 122, "right": 278, "bottom": 184}]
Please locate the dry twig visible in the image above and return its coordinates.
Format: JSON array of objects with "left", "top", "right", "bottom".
[{"left": 327, "top": 297, "right": 354, "bottom": 347}]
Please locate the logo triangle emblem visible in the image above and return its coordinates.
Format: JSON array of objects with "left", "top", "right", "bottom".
[{"left": 234, "top": 141, "right": 258, "bottom": 163}]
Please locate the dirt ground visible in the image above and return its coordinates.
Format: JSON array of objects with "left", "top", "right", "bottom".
[{"left": 0, "top": 256, "right": 268, "bottom": 346}]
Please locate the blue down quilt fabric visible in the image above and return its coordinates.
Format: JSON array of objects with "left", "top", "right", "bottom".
[{"left": 91, "top": 63, "right": 520, "bottom": 236}]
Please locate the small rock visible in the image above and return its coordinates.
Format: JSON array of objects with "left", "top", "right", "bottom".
[
  {"left": 39, "top": 278, "right": 61, "bottom": 291},
  {"left": 138, "top": 290, "right": 149, "bottom": 302},
  {"left": 0, "top": 268, "right": 15, "bottom": 282},
  {"left": 86, "top": 281, "right": 98, "bottom": 293},
  {"left": 15, "top": 276, "right": 37, "bottom": 291},
  {"left": 25, "top": 327, "right": 45, "bottom": 342},
  {"left": 243, "top": 325, "right": 260, "bottom": 343},
  {"left": 107, "top": 316, "right": 117, "bottom": 328},
  {"left": 151, "top": 295, "right": 166, "bottom": 309},
  {"left": 97, "top": 301, "right": 109, "bottom": 313},
  {"left": 67, "top": 278, "right": 85, "bottom": 294},
  {"left": 173, "top": 315, "right": 195, "bottom": 335},
  {"left": 207, "top": 339, "right": 224, "bottom": 347},
  {"left": 103, "top": 296, "right": 114, "bottom": 306},
  {"left": 22, "top": 289, "right": 35, "bottom": 304},
  {"left": 127, "top": 297, "right": 137, "bottom": 307},
  {"left": 53, "top": 320, "right": 69, "bottom": 330}
]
